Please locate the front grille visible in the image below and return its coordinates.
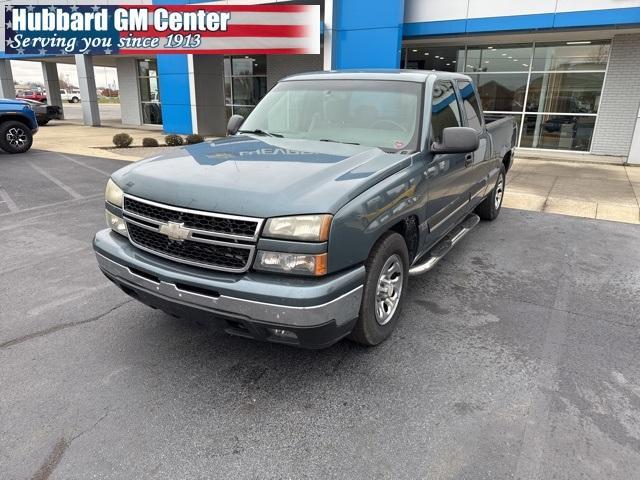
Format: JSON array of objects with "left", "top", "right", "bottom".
[
  {"left": 124, "top": 197, "right": 258, "bottom": 238},
  {"left": 127, "top": 223, "right": 251, "bottom": 271},
  {"left": 122, "top": 194, "right": 262, "bottom": 272}
]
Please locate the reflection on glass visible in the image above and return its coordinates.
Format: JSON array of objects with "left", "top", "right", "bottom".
[
  {"left": 137, "top": 59, "right": 157, "bottom": 77},
  {"left": 224, "top": 77, "right": 232, "bottom": 104},
  {"left": 141, "top": 103, "right": 162, "bottom": 125},
  {"left": 232, "top": 77, "right": 267, "bottom": 106},
  {"left": 405, "top": 46, "right": 464, "bottom": 72},
  {"left": 457, "top": 80, "right": 483, "bottom": 132},
  {"left": 431, "top": 80, "right": 462, "bottom": 143},
  {"left": 139, "top": 77, "right": 159, "bottom": 103},
  {"left": 468, "top": 73, "right": 528, "bottom": 111},
  {"left": 465, "top": 44, "right": 532, "bottom": 72},
  {"left": 526, "top": 72, "right": 604, "bottom": 113},
  {"left": 232, "top": 105, "right": 255, "bottom": 119},
  {"left": 520, "top": 115, "right": 595, "bottom": 151},
  {"left": 532, "top": 41, "right": 610, "bottom": 71},
  {"left": 137, "top": 59, "right": 161, "bottom": 125},
  {"left": 231, "top": 56, "right": 266, "bottom": 76}
]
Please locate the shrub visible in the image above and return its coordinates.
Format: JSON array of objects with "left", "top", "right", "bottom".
[
  {"left": 185, "top": 134, "right": 204, "bottom": 145},
  {"left": 112, "top": 133, "right": 133, "bottom": 148},
  {"left": 142, "top": 137, "right": 159, "bottom": 147},
  {"left": 165, "top": 134, "right": 184, "bottom": 146}
]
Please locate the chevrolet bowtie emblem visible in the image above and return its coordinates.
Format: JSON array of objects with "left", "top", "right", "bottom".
[{"left": 159, "top": 221, "right": 190, "bottom": 242}]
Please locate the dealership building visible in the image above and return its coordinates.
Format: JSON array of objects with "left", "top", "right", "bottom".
[{"left": 1, "top": 0, "right": 640, "bottom": 163}]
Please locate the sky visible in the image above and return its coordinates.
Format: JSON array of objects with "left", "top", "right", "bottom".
[{"left": 10, "top": 60, "right": 119, "bottom": 90}]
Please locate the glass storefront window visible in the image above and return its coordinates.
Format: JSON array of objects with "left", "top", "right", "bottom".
[
  {"left": 231, "top": 77, "right": 267, "bottom": 106},
  {"left": 137, "top": 59, "right": 157, "bottom": 78},
  {"left": 465, "top": 44, "right": 532, "bottom": 73},
  {"left": 402, "top": 39, "right": 610, "bottom": 152},
  {"left": 404, "top": 46, "right": 464, "bottom": 72},
  {"left": 526, "top": 72, "right": 605, "bottom": 114},
  {"left": 531, "top": 41, "right": 610, "bottom": 71},
  {"left": 520, "top": 115, "right": 596, "bottom": 151},
  {"left": 467, "top": 73, "right": 528, "bottom": 112},
  {"left": 137, "top": 59, "right": 161, "bottom": 125},
  {"left": 224, "top": 55, "right": 267, "bottom": 118}
]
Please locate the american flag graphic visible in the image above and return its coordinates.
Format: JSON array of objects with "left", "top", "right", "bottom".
[{"left": 4, "top": 4, "right": 320, "bottom": 56}]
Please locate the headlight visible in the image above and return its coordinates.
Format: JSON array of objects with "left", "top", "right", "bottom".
[
  {"left": 255, "top": 251, "right": 327, "bottom": 276},
  {"left": 105, "top": 178, "right": 124, "bottom": 207},
  {"left": 106, "top": 210, "right": 127, "bottom": 236},
  {"left": 263, "top": 214, "right": 332, "bottom": 242}
]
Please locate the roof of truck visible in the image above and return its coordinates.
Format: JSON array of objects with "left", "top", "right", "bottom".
[{"left": 280, "top": 69, "right": 472, "bottom": 83}]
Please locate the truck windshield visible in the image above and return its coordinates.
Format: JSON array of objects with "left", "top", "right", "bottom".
[{"left": 240, "top": 80, "right": 423, "bottom": 152}]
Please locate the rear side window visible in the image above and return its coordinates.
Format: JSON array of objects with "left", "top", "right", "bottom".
[
  {"left": 458, "top": 80, "right": 483, "bottom": 132},
  {"left": 431, "top": 81, "right": 461, "bottom": 144}
]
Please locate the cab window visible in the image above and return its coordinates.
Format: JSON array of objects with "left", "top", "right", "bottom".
[
  {"left": 457, "top": 80, "right": 483, "bottom": 132},
  {"left": 431, "top": 80, "right": 462, "bottom": 144}
]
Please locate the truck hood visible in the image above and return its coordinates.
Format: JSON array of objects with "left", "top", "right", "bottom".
[{"left": 112, "top": 135, "right": 413, "bottom": 218}]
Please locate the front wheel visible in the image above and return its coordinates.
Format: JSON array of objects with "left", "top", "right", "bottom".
[
  {"left": 475, "top": 166, "right": 505, "bottom": 221},
  {"left": 349, "top": 232, "right": 409, "bottom": 346},
  {"left": 0, "top": 121, "right": 33, "bottom": 154},
  {"left": 71, "top": 97, "right": 80, "bottom": 103}
]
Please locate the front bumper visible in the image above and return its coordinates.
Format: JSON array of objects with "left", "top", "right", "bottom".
[{"left": 93, "top": 229, "right": 365, "bottom": 348}]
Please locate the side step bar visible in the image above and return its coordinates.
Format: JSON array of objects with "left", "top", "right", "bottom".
[{"left": 409, "top": 213, "right": 480, "bottom": 276}]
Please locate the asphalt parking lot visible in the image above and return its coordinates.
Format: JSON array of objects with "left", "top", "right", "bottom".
[{"left": 2, "top": 149, "right": 640, "bottom": 479}]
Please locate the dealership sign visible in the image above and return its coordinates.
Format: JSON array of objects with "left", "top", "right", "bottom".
[{"left": 4, "top": 4, "right": 320, "bottom": 55}]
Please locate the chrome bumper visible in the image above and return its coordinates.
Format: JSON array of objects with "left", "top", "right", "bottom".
[{"left": 96, "top": 252, "right": 363, "bottom": 328}]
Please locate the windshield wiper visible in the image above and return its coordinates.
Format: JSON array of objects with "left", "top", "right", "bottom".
[
  {"left": 238, "top": 129, "right": 283, "bottom": 138},
  {"left": 319, "top": 139, "right": 360, "bottom": 146}
]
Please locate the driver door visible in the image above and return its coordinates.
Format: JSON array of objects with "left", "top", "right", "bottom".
[{"left": 423, "top": 80, "right": 470, "bottom": 235}]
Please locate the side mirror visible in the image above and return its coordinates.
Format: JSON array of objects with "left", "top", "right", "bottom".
[
  {"left": 227, "top": 114, "right": 245, "bottom": 136},
  {"left": 431, "top": 127, "right": 479, "bottom": 154}
]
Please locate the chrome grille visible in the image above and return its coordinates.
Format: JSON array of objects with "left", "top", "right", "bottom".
[
  {"left": 123, "top": 196, "right": 259, "bottom": 240},
  {"left": 122, "top": 194, "right": 262, "bottom": 272}
]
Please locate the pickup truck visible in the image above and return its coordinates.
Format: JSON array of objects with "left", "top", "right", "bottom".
[
  {"left": 0, "top": 99, "right": 38, "bottom": 153},
  {"left": 16, "top": 90, "right": 47, "bottom": 103},
  {"left": 60, "top": 89, "right": 81, "bottom": 103},
  {"left": 93, "top": 71, "right": 516, "bottom": 348}
]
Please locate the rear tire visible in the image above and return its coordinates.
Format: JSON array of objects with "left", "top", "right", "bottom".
[
  {"left": 71, "top": 97, "right": 80, "bottom": 103},
  {"left": 475, "top": 166, "right": 505, "bottom": 221},
  {"left": 0, "top": 121, "right": 33, "bottom": 154},
  {"left": 349, "top": 232, "right": 409, "bottom": 346}
]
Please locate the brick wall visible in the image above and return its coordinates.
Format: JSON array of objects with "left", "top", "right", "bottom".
[
  {"left": 591, "top": 34, "right": 640, "bottom": 157},
  {"left": 266, "top": 55, "right": 323, "bottom": 90}
]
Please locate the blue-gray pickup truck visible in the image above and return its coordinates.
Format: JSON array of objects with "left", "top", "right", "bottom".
[{"left": 93, "top": 71, "right": 516, "bottom": 348}]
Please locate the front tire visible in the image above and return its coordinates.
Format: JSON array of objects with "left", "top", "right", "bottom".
[
  {"left": 475, "top": 166, "right": 505, "bottom": 221},
  {"left": 0, "top": 121, "right": 33, "bottom": 154},
  {"left": 71, "top": 97, "right": 80, "bottom": 103},
  {"left": 349, "top": 232, "right": 409, "bottom": 346}
]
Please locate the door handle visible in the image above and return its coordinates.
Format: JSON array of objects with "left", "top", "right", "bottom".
[{"left": 464, "top": 154, "right": 473, "bottom": 167}]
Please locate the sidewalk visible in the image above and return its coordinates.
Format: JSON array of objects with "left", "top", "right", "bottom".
[
  {"left": 32, "top": 121, "right": 169, "bottom": 161},
  {"left": 504, "top": 157, "right": 640, "bottom": 224}
]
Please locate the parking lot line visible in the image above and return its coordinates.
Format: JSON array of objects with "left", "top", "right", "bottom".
[
  {"left": 0, "top": 185, "right": 19, "bottom": 213},
  {"left": 54, "top": 152, "right": 113, "bottom": 176},
  {"left": 27, "top": 162, "right": 84, "bottom": 200}
]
